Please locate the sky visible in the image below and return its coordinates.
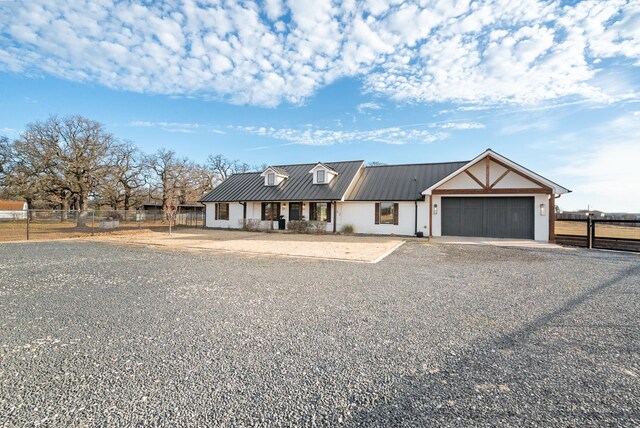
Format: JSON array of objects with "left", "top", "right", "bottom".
[{"left": 0, "top": 0, "right": 639, "bottom": 212}]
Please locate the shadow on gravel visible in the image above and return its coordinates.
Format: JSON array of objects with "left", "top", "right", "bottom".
[{"left": 348, "top": 263, "right": 640, "bottom": 426}]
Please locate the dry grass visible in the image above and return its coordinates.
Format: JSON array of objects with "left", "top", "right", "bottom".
[
  {"left": 0, "top": 220, "right": 177, "bottom": 242},
  {"left": 556, "top": 221, "right": 640, "bottom": 239}
]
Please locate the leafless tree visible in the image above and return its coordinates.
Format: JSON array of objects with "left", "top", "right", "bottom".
[
  {"left": 207, "top": 154, "right": 234, "bottom": 181},
  {"left": 163, "top": 187, "right": 179, "bottom": 235},
  {"left": 368, "top": 161, "right": 387, "bottom": 166},
  {"left": 101, "top": 142, "right": 147, "bottom": 211},
  {"left": 11, "top": 115, "right": 115, "bottom": 226}
]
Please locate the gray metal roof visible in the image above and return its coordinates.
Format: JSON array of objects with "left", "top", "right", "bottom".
[
  {"left": 266, "top": 166, "right": 289, "bottom": 176},
  {"left": 345, "top": 161, "right": 469, "bottom": 201},
  {"left": 200, "top": 160, "right": 364, "bottom": 202}
]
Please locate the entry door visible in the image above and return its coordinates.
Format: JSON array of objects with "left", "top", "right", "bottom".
[
  {"left": 442, "top": 197, "right": 534, "bottom": 239},
  {"left": 289, "top": 202, "right": 302, "bottom": 221}
]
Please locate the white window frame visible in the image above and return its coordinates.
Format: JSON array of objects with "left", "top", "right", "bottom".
[
  {"left": 267, "top": 172, "right": 275, "bottom": 185},
  {"left": 317, "top": 170, "right": 325, "bottom": 183}
]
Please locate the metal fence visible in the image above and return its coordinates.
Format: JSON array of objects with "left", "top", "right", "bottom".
[
  {"left": 555, "top": 217, "right": 640, "bottom": 252},
  {"left": 0, "top": 208, "right": 205, "bottom": 242}
]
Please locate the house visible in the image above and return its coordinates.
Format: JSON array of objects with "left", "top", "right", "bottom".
[
  {"left": 0, "top": 200, "right": 28, "bottom": 220},
  {"left": 199, "top": 149, "right": 570, "bottom": 242}
]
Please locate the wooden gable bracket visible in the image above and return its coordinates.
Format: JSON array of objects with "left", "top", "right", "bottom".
[
  {"left": 487, "top": 155, "right": 552, "bottom": 192},
  {"left": 464, "top": 169, "right": 488, "bottom": 190}
]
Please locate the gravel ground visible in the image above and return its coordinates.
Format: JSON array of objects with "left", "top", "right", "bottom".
[{"left": 0, "top": 241, "right": 638, "bottom": 427}]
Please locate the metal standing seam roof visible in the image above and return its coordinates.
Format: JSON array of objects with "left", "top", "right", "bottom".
[
  {"left": 199, "top": 161, "right": 364, "bottom": 202},
  {"left": 345, "top": 161, "right": 470, "bottom": 201}
]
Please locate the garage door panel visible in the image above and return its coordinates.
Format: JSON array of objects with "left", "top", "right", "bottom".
[{"left": 442, "top": 197, "right": 534, "bottom": 239}]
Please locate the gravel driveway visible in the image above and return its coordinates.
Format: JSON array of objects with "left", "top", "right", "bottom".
[{"left": 0, "top": 241, "right": 638, "bottom": 426}]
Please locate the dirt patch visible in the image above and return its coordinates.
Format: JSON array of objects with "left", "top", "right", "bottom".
[{"left": 91, "top": 229, "right": 405, "bottom": 263}]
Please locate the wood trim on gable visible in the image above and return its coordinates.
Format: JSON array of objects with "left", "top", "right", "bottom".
[
  {"left": 464, "top": 170, "right": 487, "bottom": 189},
  {"left": 433, "top": 188, "right": 550, "bottom": 195},
  {"left": 487, "top": 155, "right": 552, "bottom": 191}
]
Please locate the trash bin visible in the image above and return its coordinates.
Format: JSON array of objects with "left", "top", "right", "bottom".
[{"left": 278, "top": 215, "right": 286, "bottom": 230}]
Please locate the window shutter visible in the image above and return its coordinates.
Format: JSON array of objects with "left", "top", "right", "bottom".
[
  {"left": 214, "top": 203, "right": 218, "bottom": 220},
  {"left": 375, "top": 203, "right": 380, "bottom": 224},
  {"left": 261, "top": 203, "right": 266, "bottom": 221},
  {"left": 310, "top": 203, "right": 316, "bottom": 221},
  {"left": 393, "top": 203, "right": 399, "bottom": 225},
  {"left": 327, "top": 203, "right": 332, "bottom": 222}
]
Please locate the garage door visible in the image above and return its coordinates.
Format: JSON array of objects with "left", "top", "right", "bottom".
[{"left": 441, "top": 197, "right": 534, "bottom": 239}]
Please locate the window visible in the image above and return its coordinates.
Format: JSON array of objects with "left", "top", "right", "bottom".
[
  {"left": 375, "top": 202, "right": 398, "bottom": 225},
  {"left": 317, "top": 170, "right": 325, "bottom": 183},
  {"left": 310, "top": 202, "right": 331, "bottom": 222},
  {"left": 215, "top": 203, "right": 229, "bottom": 220},
  {"left": 267, "top": 172, "right": 275, "bottom": 185},
  {"left": 261, "top": 202, "right": 281, "bottom": 221}
]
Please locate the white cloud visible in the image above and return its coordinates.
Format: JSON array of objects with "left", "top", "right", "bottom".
[
  {"left": 437, "top": 122, "right": 485, "bottom": 130},
  {"left": 237, "top": 125, "right": 448, "bottom": 146},
  {"left": 356, "top": 102, "right": 383, "bottom": 113},
  {"left": 0, "top": 1, "right": 639, "bottom": 107},
  {"left": 129, "top": 120, "right": 225, "bottom": 134}
]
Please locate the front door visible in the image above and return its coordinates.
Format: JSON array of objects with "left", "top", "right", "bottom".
[{"left": 289, "top": 202, "right": 302, "bottom": 221}]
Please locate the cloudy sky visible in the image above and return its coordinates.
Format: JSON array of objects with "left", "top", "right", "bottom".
[{"left": 1, "top": 0, "right": 639, "bottom": 212}]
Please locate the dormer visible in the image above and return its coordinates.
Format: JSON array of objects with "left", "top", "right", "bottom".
[
  {"left": 260, "top": 166, "right": 289, "bottom": 186},
  {"left": 309, "top": 163, "right": 338, "bottom": 185}
]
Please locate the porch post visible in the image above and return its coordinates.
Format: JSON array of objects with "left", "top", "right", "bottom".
[
  {"left": 332, "top": 201, "right": 337, "bottom": 233},
  {"left": 549, "top": 194, "right": 555, "bottom": 243}
]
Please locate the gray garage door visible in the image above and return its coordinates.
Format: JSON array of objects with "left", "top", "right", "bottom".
[{"left": 442, "top": 197, "right": 534, "bottom": 239}]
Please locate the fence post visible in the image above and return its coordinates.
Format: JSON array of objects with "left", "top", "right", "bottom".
[
  {"left": 91, "top": 210, "right": 95, "bottom": 236},
  {"left": 591, "top": 218, "right": 596, "bottom": 249},
  {"left": 26, "top": 209, "right": 30, "bottom": 241},
  {"left": 586, "top": 214, "right": 592, "bottom": 249}
]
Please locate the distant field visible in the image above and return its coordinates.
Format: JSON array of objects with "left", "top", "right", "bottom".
[
  {"left": 0, "top": 220, "right": 173, "bottom": 242},
  {"left": 556, "top": 221, "right": 640, "bottom": 240}
]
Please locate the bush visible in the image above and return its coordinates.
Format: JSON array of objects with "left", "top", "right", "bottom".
[
  {"left": 341, "top": 224, "right": 354, "bottom": 234},
  {"left": 288, "top": 220, "right": 310, "bottom": 233},
  {"left": 240, "top": 219, "right": 264, "bottom": 231},
  {"left": 308, "top": 220, "right": 328, "bottom": 234}
]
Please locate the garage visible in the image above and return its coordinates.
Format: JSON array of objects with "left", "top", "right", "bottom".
[{"left": 441, "top": 197, "right": 534, "bottom": 239}]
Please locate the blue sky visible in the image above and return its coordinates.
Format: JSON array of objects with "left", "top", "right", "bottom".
[{"left": 1, "top": 0, "right": 639, "bottom": 212}]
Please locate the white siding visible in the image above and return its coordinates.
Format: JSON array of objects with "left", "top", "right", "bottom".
[{"left": 338, "top": 201, "right": 428, "bottom": 236}]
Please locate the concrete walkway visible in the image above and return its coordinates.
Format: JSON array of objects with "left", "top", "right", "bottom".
[{"left": 429, "top": 236, "right": 565, "bottom": 249}]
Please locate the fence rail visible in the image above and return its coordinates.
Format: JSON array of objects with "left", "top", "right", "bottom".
[
  {"left": 0, "top": 208, "right": 205, "bottom": 242},
  {"left": 555, "top": 217, "right": 640, "bottom": 253}
]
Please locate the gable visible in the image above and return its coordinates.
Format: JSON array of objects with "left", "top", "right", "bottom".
[
  {"left": 437, "top": 158, "right": 544, "bottom": 191},
  {"left": 423, "top": 150, "right": 569, "bottom": 195}
]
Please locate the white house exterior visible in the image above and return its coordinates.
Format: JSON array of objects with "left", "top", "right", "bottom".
[
  {"left": 200, "top": 150, "right": 570, "bottom": 242},
  {"left": 0, "top": 200, "right": 27, "bottom": 220}
]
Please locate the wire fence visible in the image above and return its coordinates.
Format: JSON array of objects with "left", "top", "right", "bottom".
[{"left": 0, "top": 208, "right": 205, "bottom": 242}]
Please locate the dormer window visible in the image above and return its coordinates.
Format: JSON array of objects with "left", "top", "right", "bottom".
[
  {"left": 309, "top": 163, "right": 338, "bottom": 185},
  {"left": 261, "top": 166, "right": 289, "bottom": 186}
]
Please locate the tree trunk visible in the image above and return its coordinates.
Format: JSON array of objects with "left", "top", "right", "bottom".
[
  {"left": 60, "top": 198, "right": 69, "bottom": 222},
  {"left": 77, "top": 192, "right": 89, "bottom": 227}
]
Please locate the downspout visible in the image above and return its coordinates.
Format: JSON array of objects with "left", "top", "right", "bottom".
[
  {"left": 332, "top": 201, "right": 337, "bottom": 233},
  {"left": 415, "top": 199, "right": 418, "bottom": 236}
]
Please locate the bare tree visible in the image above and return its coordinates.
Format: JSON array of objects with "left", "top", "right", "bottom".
[
  {"left": 163, "top": 187, "right": 179, "bottom": 235},
  {"left": 12, "top": 115, "right": 115, "bottom": 226},
  {"left": 206, "top": 154, "right": 234, "bottom": 181},
  {"left": 101, "top": 142, "right": 147, "bottom": 211},
  {"left": 367, "top": 161, "right": 387, "bottom": 166}
]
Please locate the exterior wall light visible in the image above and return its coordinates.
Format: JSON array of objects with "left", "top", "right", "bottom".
[
  {"left": 540, "top": 203, "right": 546, "bottom": 216},
  {"left": 433, "top": 204, "right": 438, "bottom": 215}
]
